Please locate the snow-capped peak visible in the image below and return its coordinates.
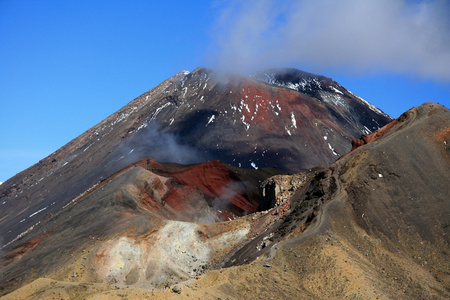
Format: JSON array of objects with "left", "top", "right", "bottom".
[{"left": 250, "top": 68, "right": 326, "bottom": 94}]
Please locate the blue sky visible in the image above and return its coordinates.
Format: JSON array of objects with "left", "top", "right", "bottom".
[{"left": 1, "top": 0, "right": 449, "bottom": 182}]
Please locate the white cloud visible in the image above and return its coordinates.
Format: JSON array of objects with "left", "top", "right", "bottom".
[{"left": 212, "top": 0, "right": 450, "bottom": 81}]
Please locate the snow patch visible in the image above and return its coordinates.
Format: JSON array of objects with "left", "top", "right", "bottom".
[
  {"left": 276, "top": 103, "right": 282, "bottom": 111},
  {"left": 320, "top": 92, "right": 346, "bottom": 107},
  {"left": 291, "top": 112, "right": 297, "bottom": 129},
  {"left": 29, "top": 206, "right": 48, "bottom": 218},
  {"left": 328, "top": 143, "right": 339, "bottom": 156},
  {"left": 241, "top": 115, "right": 250, "bottom": 131},
  {"left": 206, "top": 115, "right": 215, "bottom": 126},
  {"left": 137, "top": 122, "right": 148, "bottom": 131},
  {"left": 255, "top": 73, "right": 323, "bottom": 93},
  {"left": 331, "top": 86, "right": 344, "bottom": 94},
  {"left": 150, "top": 102, "right": 172, "bottom": 121},
  {"left": 363, "top": 126, "right": 372, "bottom": 135},
  {"left": 285, "top": 127, "right": 292, "bottom": 136},
  {"left": 243, "top": 102, "right": 250, "bottom": 113}
]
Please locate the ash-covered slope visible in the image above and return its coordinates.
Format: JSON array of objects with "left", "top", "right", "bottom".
[
  {"left": 0, "top": 67, "right": 390, "bottom": 249},
  {"left": 0, "top": 159, "right": 282, "bottom": 295},
  {"left": 218, "top": 103, "right": 450, "bottom": 298}
]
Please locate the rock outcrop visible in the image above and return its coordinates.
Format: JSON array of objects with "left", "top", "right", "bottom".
[{"left": 259, "top": 170, "right": 317, "bottom": 210}]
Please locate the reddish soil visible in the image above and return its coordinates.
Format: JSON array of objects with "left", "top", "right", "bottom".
[
  {"left": 131, "top": 159, "right": 264, "bottom": 215},
  {"left": 435, "top": 126, "right": 450, "bottom": 142},
  {"left": 1, "top": 233, "right": 51, "bottom": 267},
  {"left": 238, "top": 79, "right": 345, "bottom": 136}
]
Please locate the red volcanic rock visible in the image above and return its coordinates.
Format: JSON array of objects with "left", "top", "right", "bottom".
[
  {"left": 145, "top": 159, "right": 280, "bottom": 217},
  {"left": 146, "top": 160, "right": 261, "bottom": 213},
  {"left": 351, "top": 110, "right": 409, "bottom": 150},
  {"left": 435, "top": 127, "right": 450, "bottom": 143},
  {"left": 351, "top": 138, "right": 366, "bottom": 150},
  {"left": 95, "top": 158, "right": 283, "bottom": 222}
]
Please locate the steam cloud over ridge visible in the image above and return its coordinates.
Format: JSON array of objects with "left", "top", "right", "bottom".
[
  {"left": 117, "top": 123, "right": 208, "bottom": 167},
  {"left": 212, "top": 0, "right": 450, "bottom": 81}
]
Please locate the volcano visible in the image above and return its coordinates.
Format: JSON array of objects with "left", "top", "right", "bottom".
[
  {"left": 0, "top": 67, "right": 390, "bottom": 249},
  {"left": 2, "top": 70, "right": 447, "bottom": 299}
]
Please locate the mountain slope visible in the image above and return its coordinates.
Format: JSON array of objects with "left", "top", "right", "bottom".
[
  {"left": 153, "top": 67, "right": 390, "bottom": 172},
  {"left": 0, "top": 160, "right": 282, "bottom": 295},
  {"left": 216, "top": 102, "right": 450, "bottom": 298},
  {"left": 0, "top": 67, "right": 390, "bottom": 249}
]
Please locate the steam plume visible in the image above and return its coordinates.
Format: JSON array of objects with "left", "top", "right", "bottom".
[{"left": 117, "top": 123, "right": 208, "bottom": 167}]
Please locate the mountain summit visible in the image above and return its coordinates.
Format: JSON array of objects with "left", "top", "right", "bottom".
[{"left": 127, "top": 67, "right": 390, "bottom": 171}]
